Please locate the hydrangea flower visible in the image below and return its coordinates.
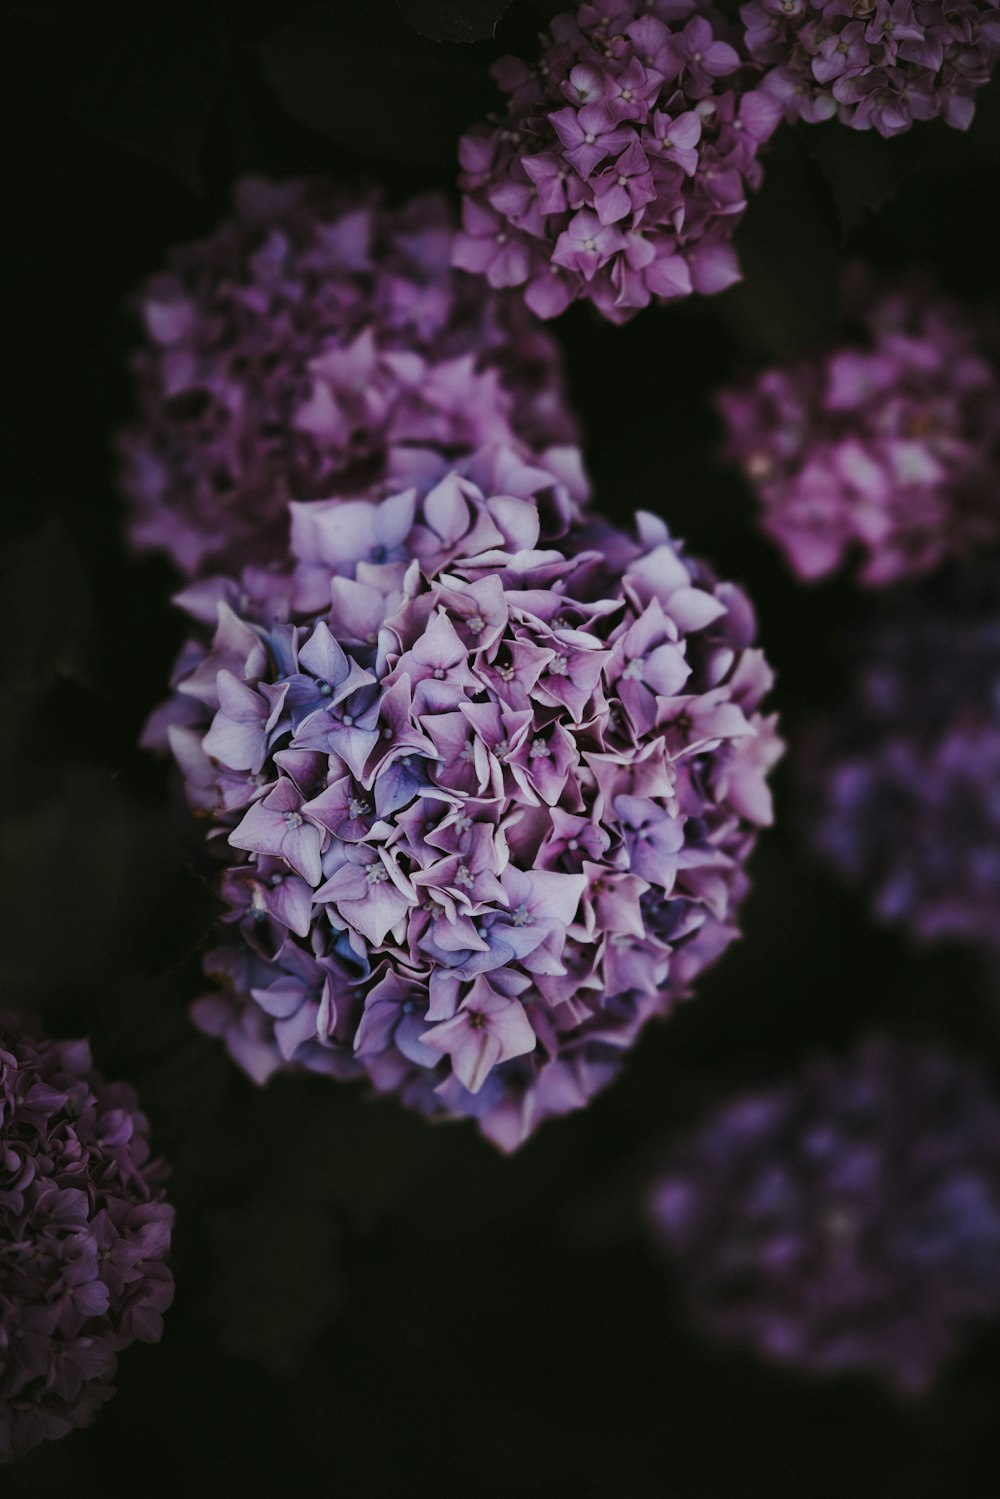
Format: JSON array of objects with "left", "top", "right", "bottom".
[
  {"left": 809, "top": 567, "right": 1000, "bottom": 955},
  {"left": 649, "top": 1038, "right": 1000, "bottom": 1392},
  {"left": 455, "top": 1, "right": 782, "bottom": 323},
  {"left": 119, "top": 180, "right": 581, "bottom": 576},
  {"left": 717, "top": 266, "right": 1000, "bottom": 585},
  {"left": 741, "top": 0, "right": 1000, "bottom": 136},
  {"left": 0, "top": 1017, "right": 174, "bottom": 1462},
  {"left": 147, "top": 448, "right": 781, "bottom": 1150}
]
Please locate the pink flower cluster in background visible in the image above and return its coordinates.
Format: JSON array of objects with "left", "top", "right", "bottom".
[
  {"left": 0, "top": 1019, "right": 174, "bottom": 1463},
  {"left": 742, "top": 0, "right": 1000, "bottom": 136},
  {"left": 456, "top": 0, "right": 782, "bottom": 322},
  {"left": 810, "top": 567, "right": 1000, "bottom": 955},
  {"left": 649, "top": 1038, "right": 1000, "bottom": 1392},
  {"left": 119, "top": 182, "right": 579, "bottom": 577},
  {"left": 717, "top": 266, "right": 1000, "bottom": 585},
  {"left": 148, "top": 450, "right": 781, "bottom": 1150}
]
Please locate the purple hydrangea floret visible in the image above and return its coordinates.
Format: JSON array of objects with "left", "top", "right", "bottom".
[
  {"left": 810, "top": 568, "right": 1000, "bottom": 954},
  {"left": 717, "top": 266, "right": 1000, "bottom": 585},
  {"left": 119, "top": 180, "right": 580, "bottom": 576},
  {"left": 742, "top": 0, "right": 1000, "bottom": 136},
  {"left": 649, "top": 1038, "right": 1000, "bottom": 1392},
  {"left": 148, "top": 449, "right": 781, "bottom": 1150},
  {"left": 0, "top": 1018, "right": 174, "bottom": 1463},
  {"left": 455, "top": 1, "right": 782, "bottom": 323}
]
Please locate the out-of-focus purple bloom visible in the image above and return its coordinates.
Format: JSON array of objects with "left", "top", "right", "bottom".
[
  {"left": 150, "top": 453, "right": 782, "bottom": 1150},
  {"left": 119, "top": 181, "right": 582, "bottom": 576},
  {"left": 0, "top": 1017, "right": 174, "bottom": 1463},
  {"left": 717, "top": 265, "right": 1000, "bottom": 585},
  {"left": 742, "top": 0, "right": 1000, "bottom": 135},
  {"left": 649, "top": 1039, "right": 1000, "bottom": 1393},
  {"left": 455, "top": 1, "right": 781, "bottom": 323},
  {"left": 809, "top": 567, "right": 1000, "bottom": 956}
]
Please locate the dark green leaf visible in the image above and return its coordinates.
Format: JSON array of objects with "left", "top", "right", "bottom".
[
  {"left": 258, "top": 2, "right": 485, "bottom": 166},
  {"left": 0, "top": 518, "right": 95, "bottom": 697},
  {"left": 7, "top": 3, "right": 225, "bottom": 192},
  {"left": 800, "top": 120, "right": 927, "bottom": 237},
  {"left": 203, "top": 1195, "right": 343, "bottom": 1376},
  {"left": 0, "top": 771, "right": 215, "bottom": 1005},
  {"left": 396, "top": 0, "right": 513, "bottom": 43},
  {"left": 714, "top": 133, "right": 840, "bottom": 358}
]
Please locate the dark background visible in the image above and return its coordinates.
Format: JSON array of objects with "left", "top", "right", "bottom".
[{"left": 3, "top": 2, "right": 1000, "bottom": 1494}]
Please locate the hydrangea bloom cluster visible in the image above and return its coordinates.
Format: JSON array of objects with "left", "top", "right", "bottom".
[
  {"left": 149, "top": 450, "right": 781, "bottom": 1150},
  {"left": 810, "top": 568, "right": 1000, "bottom": 955},
  {"left": 119, "top": 179, "right": 580, "bottom": 576},
  {"left": 717, "top": 267, "right": 1000, "bottom": 585},
  {"left": 455, "top": 0, "right": 783, "bottom": 323},
  {"left": 741, "top": 0, "right": 1000, "bottom": 136},
  {"left": 0, "top": 1018, "right": 174, "bottom": 1462},
  {"left": 649, "top": 1039, "right": 1000, "bottom": 1392}
]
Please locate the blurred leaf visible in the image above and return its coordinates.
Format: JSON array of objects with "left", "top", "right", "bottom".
[
  {"left": 204, "top": 1197, "right": 343, "bottom": 1377},
  {"left": 396, "top": 0, "right": 512, "bottom": 42},
  {"left": 0, "top": 518, "right": 96, "bottom": 697},
  {"left": 714, "top": 132, "right": 839, "bottom": 358},
  {"left": 0, "top": 770, "right": 216, "bottom": 1010},
  {"left": 800, "top": 120, "right": 928, "bottom": 237},
  {"left": 7, "top": 3, "right": 224, "bottom": 191},
  {"left": 99, "top": 976, "right": 231, "bottom": 1164},
  {"left": 258, "top": 1, "right": 485, "bottom": 165}
]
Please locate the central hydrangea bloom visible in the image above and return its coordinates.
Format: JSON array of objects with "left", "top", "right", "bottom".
[
  {"left": 742, "top": 0, "right": 1000, "bottom": 136},
  {"left": 119, "top": 180, "right": 580, "bottom": 576},
  {"left": 152, "top": 455, "right": 781, "bottom": 1150},
  {"left": 455, "top": 0, "right": 782, "bottom": 322},
  {"left": 717, "top": 266, "right": 1000, "bottom": 585},
  {"left": 649, "top": 1039, "right": 1000, "bottom": 1393},
  {"left": 0, "top": 1018, "right": 174, "bottom": 1462}
]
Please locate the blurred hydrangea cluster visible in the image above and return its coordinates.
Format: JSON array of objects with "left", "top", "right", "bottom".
[
  {"left": 742, "top": 0, "right": 1000, "bottom": 136},
  {"left": 149, "top": 454, "right": 781, "bottom": 1150},
  {"left": 810, "top": 567, "right": 1000, "bottom": 955},
  {"left": 717, "top": 266, "right": 1000, "bottom": 584},
  {"left": 649, "top": 1038, "right": 1000, "bottom": 1392},
  {"left": 455, "top": 0, "right": 782, "bottom": 322},
  {"left": 0, "top": 1018, "right": 174, "bottom": 1462},
  {"left": 119, "top": 181, "right": 578, "bottom": 576}
]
